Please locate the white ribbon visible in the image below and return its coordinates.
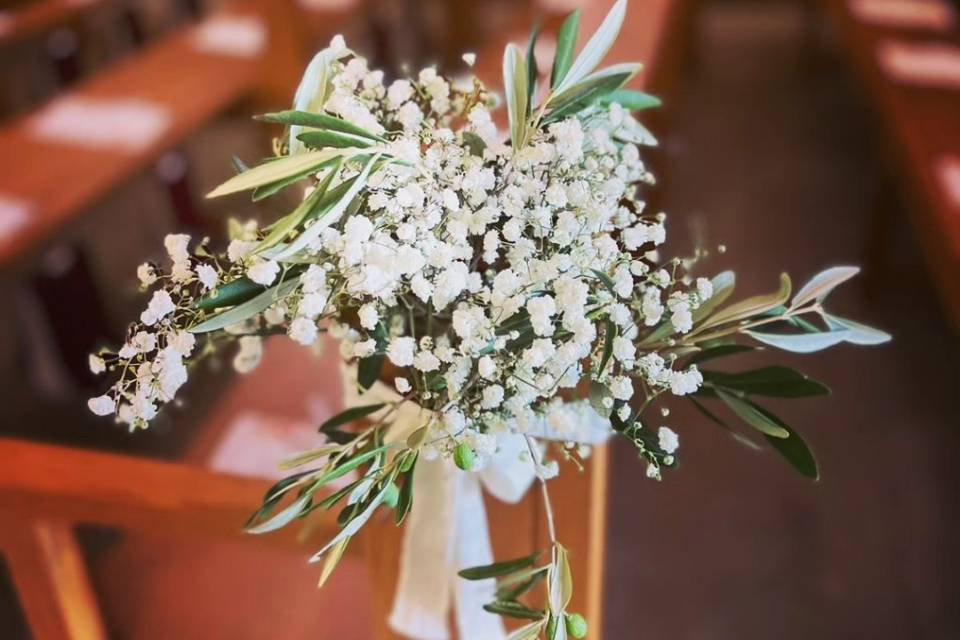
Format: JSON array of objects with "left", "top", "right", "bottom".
[{"left": 340, "top": 364, "right": 611, "bottom": 640}]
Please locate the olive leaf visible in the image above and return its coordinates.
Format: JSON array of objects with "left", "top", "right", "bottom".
[
  {"left": 715, "top": 388, "right": 789, "bottom": 438},
  {"left": 746, "top": 329, "right": 851, "bottom": 353},
  {"left": 207, "top": 150, "right": 346, "bottom": 198},
  {"left": 551, "top": 9, "right": 581, "bottom": 88},
  {"left": 189, "top": 276, "right": 301, "bottom": 333},
  {"left": 503, "top": 43, "right": 529, "bottom": 151},
  {"left": 553, "top": 0, "right": 627, "bottom": 94},
  {"left": 459, "top": 552, "right": 540, "bottom": 580},
  {"left": 699, "top": 273, "right": 791, "bottom": 331},
  {"left": 791, "top": 266, "right": 859, "bottom": 308}
]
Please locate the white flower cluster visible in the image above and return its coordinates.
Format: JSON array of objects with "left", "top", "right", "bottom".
[{"left": 90, "top": 36, "right": 713, "bottom": 472}]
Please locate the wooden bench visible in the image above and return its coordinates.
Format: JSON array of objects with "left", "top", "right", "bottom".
[
  {"left": 819, "top": 0, "right": 960, "bottom": 326},
  {"left": 0, "top": 0, "right": 331, "bottom": 270}
]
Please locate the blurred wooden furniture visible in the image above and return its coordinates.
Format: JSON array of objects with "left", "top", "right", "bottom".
[
  {"left": 820, "top": 0, "right": 960, "bottom": 327},
  {"left": 0, "top": 438, "right": 608, "bottom": 639},
  {"left": 0, "top": 437, "right": 341, "bottom": 639},
  {"left": 0, "top": 0, "right": 328, "bottom": 270}
]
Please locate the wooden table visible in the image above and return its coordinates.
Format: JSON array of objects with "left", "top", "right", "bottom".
[{"left": 820, "top": 0, "right": 960, "bottom": 326}]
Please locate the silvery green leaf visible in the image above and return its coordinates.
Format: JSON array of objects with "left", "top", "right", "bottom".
[
  {"left": 824, "top": 314, "right": 891, "bottom": 345},
  {"left": 715, "top": 388, "right": 790, "bottom": 438},
  {"left": 700, "top": 273, "right": 791, "bottom": 330},
  {"left": 746, "top": 329, "right": 852, "bottom": 353},
  {"left": 506, "top": 619, "right": 547, "bottom": 640},
  {"left": 692, "top": 271, "right": 735, "bottom": 323},
  {"left": 317, "top": 536, "right": 350, "bottom": 588},
  {"left": 599, "top": 89, "right": 661, "bottom": 111},
  {"left": 551, "top": 8, "right": 580, "bottom": 88},
  {"left": 289, "top": 44, "right": 350, "bottom": 154},
  {"left": 308, "top": 481, "right": 391, "bottom": 563},
  {"left": 554, "top": 0, "right": 627, "bottom": 94},
  {"left": 190, "top": 277, "right": 301, "bottom": 333},
  {"left": 548, "top": 544, "right": 573, "bottom": 614},
  {"left": 245, "top": 492, "right": 312, "bottom": 534},
  {"left": 207, "top": 150, "right": 345, "bottom": 198},
  {"left": 548, "top": 62, "right": 642, "bottom": 110},
  {"left": 503, "top": 43, "right": 529, "bottom": 151},
  {"left": 273, "top": 153, "right": 381, "bottom": 260},
  {"left": 612, "top": 117, "right": 657, "bottom": 146},
  {"left": 792, "top": 266, "right": 860, "bottom": 307},
  {"left": 257, "top": 110, "right": 385, "bottom": 142}
]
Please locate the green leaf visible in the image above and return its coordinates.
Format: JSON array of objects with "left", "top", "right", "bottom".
[
  {"left": 314, "top": 445, "right": 392, "bottom": 489},
  {"left": 503, "top": 43, "right": 529, "bottom": 151},
  {"left": 746, "top": 329, "right": 851, "bottom": 353},
  {"left": 279, "top": 444, "right": 342, "bottom": 470},
  {"left": 309, "top": 479, "right": 393, "bottom": 563},
  {"left": 508, "top": 620, "right": 549, "bottom": 640},
  {"left": 245, "top": 492, "right": 312, "bottom": 534},
  {"left": 715, "top": 388, "right": 790, "bottom": 438},
  {"left": 189, "top": 276, "right": 301, "bottom": 333},
  {"left": 497, "top": 567, "right": 548, "bottom": 601},
  {"left": 545, "top": 64, "right": 640, "bottom": 123},
  {"left": 207, "top": 150, "right": 344, "bottom": 198},
  {"left": 596, "top": 320, "right": 617, "bottom": 376},
  {"left": 256, "top": 110, "right": 385, "bottom": 142},
  {"left": 483, "top": 601, "right": 545, "bottom": 621},
  {"left": 588, "top": 381, "right": 612, "bottom": 418},
  {"left": 549, "top": 544, "right": 573, "bottom": 613},
  {"left": 395, "top": 469, "right": 415, "bottom": 525},
  {"left": 703, "top": 366, "right": 830, "bottom": 398},
  {"left": 699, "top": 273, "right": 791, "bottom": 330},
  {"left": 273, "top": 152, "right": 381, "bottom": 260},
  {"left": 554, "top": 0, "right": 627, "bottom": 94},
  {"left": 689, "top": 397, "right": 761, "bottom": 450},
  {"left": 231, "top": 156, "right": 250, "bottom": 173},
  {"left": 317, "top": 536, "right": 350, "bottom": 587},
  {"left": 692, "top": 271, "right": 735, "bottom": 323},
  {"left": 551, "top": 9, "right": 580, "bottom": 88},
  {"left": 357, "top": 353, "right": 385, "bottom": 391},
  {"left": 462, "top": 131, "right": 486, "bottom": 157},
  {"left": 752, "top": 404, "right": 819, "bottom": 479},
  {"left": 526, "top": 22, "right": 541, "bottom": 113},
  {"left": 792, "top": 266, "right": 859, "bottom": 308},
  {"left": 195, "top": 277, "right": 264, "bottom": 311},
  {"left": 297, "top": 130, "right": 374, "bottom": 149},
  {"left": 823, "top": 314, "right": 891, "bottom": 345},
  {"left": 459, "top": 552, "right": 540, "bottom": 580},
  {"left": 256, "top": 159, "right": 341, "bottom": 253},
  {"left": 599, "top": 89, "right": 661, "bottom": 111},
  {"left": 687, "top": 343, "right": 757, "bottom": 365},
  {"left": 318, "top": 404, "right": 386, "bottom": 434}
]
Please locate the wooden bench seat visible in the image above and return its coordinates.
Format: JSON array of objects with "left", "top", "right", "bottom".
[{"left": 820, "top": 0, "right": 960, "bottom": 326}]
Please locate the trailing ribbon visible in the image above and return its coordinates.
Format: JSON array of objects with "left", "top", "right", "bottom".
[{"left": 340, "top": 364, "right": 611, "bottom": 640}]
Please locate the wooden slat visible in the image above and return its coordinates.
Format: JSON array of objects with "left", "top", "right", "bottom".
[
  {"left": 820, "top": 0, "right": 960, "bottom": 325},
  {"left": 0, "top": 520, "right": 108, "bottom": 640},
  {"left": 0, "top": 437, "right": 337, "bottom": 547}
]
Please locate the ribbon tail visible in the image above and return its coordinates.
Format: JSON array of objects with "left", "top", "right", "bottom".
[
  {"left": 453, "top": 472, "right": 507, "bottom": 640},
  {"left": 388, "top": 457, "right": 456, "bottom": 640}
]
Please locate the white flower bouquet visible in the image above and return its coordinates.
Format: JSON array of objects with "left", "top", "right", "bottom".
[{"left": 87, "top": 2, "right": 889, "bottom": 638}]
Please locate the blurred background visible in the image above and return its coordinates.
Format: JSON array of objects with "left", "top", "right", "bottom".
[{"left": 0, "top": 0, "right": 958, "bottom": 638}]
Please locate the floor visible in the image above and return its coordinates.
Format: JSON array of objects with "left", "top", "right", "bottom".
[{"left": 604, "top": 2, "right": 960, "bottom": 639}]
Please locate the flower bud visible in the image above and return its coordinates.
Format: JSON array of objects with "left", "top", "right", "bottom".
[
  {"left": 453, "top": 443, "right": 475, "bottom": 471},
  {"left": 565, "top": 613, "right": 588, "bottom": 638}
]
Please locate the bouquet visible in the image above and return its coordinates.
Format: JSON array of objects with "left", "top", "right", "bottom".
[{"left": 87, "top": 2, "right": 889, "bottom": 638}]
